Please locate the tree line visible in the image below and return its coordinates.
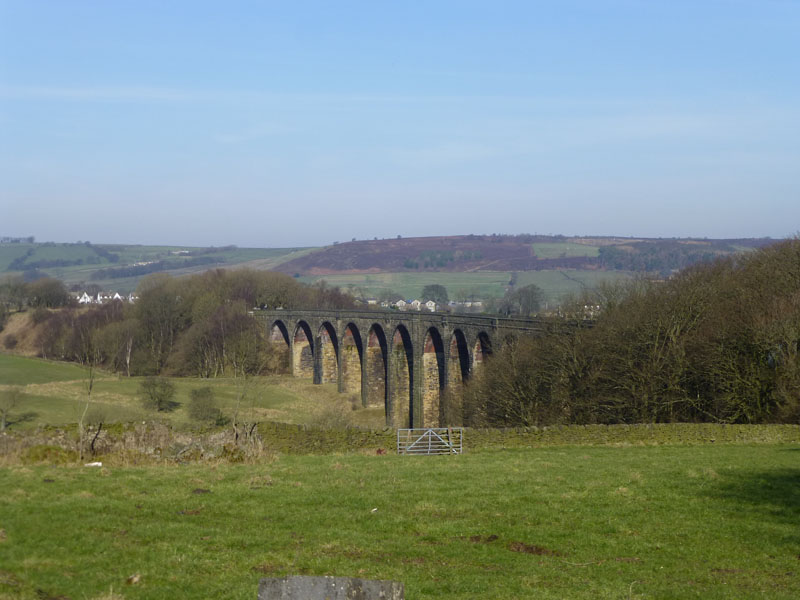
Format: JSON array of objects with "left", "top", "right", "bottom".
[
  {"left": 464, "top": 239, "right": 800, "bottom": 426},
  {"left": 90, "top": 256, "right": 220, "bottom": 280},
  {"left": 3, "top": 269, "right": 354, "bottom": 377}
]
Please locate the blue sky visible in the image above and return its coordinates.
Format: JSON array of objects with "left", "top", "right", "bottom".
[{"left": 1, "top": 0, "right": 798, "bottom": 247}]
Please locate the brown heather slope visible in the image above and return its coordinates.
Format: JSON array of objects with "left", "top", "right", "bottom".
[
  {"left": 274, "top": 235, "right": 596, "bottom": 275},
  {"left": 273, "top": 234, "right": 778, "bottom": 276}
]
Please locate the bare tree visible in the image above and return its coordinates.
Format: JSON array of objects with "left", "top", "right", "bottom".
[{"left": 0, "top": 387, "right": 24, "bottom": 431}]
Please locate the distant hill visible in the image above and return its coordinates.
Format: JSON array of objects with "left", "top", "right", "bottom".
[
  {"left": 0, "top": 241, "right": 315, "bottom": 292},
  {"left": 1, "top": 235, "right": 779, "bottom": 303},
  {"left": 274, "top": 234, "right": 776, "bottom": 277}
]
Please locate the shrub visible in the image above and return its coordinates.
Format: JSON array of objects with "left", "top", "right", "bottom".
[
  {"left": 187, "top": 387, "right": 225, "bottom": 425},
  {"left": 22, "top": 444, "right": 78, "bottom": 465},
  {"left": 3, "top": 334, "right": 18, "bottom": 349},
  {"left": 139, "top": 376, "right": 179, "bottom": 412},
  {"left": 307, "top": 404, "right": 354, "bottom": 429}
]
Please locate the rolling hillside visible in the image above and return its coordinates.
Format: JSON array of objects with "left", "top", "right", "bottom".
[
  {"left": 0, "top": 241, "right": 315, "bottom": 292},
  {"left": 0, "top": 234, "right": 777, "bottom": 303},
  {"left": 275, "top": 234, "right": 774, "bottom": 276}
]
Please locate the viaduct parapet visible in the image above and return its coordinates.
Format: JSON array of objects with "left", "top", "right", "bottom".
[{"left": 252, "top": 309, "right": 567, "bottom": 428}]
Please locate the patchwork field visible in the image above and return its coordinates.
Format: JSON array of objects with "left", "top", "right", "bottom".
[
  {"left": 0, "top": 243, "right": 315, "bottom": 293},
  {"left": 0, "top": 445, "right": 797, "bottom": 599},
  {"left": 531, "top": 242, "right": 601, "bottom": 259},
  {"left": 301, "top": 269, "right": 634, "bottom": 304}
]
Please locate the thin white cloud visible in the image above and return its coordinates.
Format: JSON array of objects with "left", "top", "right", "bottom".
[
  {"left": 0, "top": 85, "right": 193, "bottom": 102},
  {"left": 0, "top": 83, "right": 672, "bottom": 109}
]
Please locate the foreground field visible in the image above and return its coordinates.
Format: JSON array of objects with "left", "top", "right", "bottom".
[{"left": 1, "top": 445, "right": 798, "bottom": 599}]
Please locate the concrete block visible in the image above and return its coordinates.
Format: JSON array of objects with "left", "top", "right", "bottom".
[{"left": 258, "top": 575, "right": 404, "bottom": 600}]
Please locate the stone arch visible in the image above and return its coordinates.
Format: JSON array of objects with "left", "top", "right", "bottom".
[
  {"left": 269, "top": 320, "right": 290, "bottom": 347},
  {"left": 444, "top": 329, "right": 470, "bottom": 425},
  {"left": 293, "top": 321, "right": 314, "bottom": 379},
  {"left": 473, "top": 331, "right": 492, "bottom": 372},
  {"left": 318, "top": 322, "right": 339, "bottom": 384},
  {"left": 422, "top": 327, "right": 446, "bottom": 427},
  {"left": 391, "top": 324, "right": 413, "bottom": 428},
  {"left": 340, "top": 323, "right": 363, "bottom": 395},
  {"left": 449, "top": 329, "right": 470, "bottom": 385},
  {"left": 269, "top": 320, "right": 291, "bottom": 375},
  {"left": 365, "top": 325, "right": 388, "bottom": 414}
]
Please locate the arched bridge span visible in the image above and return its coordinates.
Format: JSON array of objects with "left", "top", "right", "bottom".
[{"left": 253, "top": 309, "right": 561, "bottom": 428}]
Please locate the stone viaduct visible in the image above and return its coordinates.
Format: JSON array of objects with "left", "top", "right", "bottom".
[{"left": 252, "top": 309, "right": 567, "bottom": 428}]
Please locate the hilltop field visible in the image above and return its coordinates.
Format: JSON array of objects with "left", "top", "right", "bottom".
[{"left": 0, "top": 241, "right": 315, "bottom": 293}]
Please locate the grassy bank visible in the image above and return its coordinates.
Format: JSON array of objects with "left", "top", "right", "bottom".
[
  {"left": 1, "top": 445, "right": 798, "bottom": 599},
  {"left": 0, "top": 354, "right": 385, "bottom": 431}
]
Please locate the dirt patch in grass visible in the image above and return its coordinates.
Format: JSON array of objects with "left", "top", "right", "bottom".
[
  {"left": 0, "top": 569, "right": 22, "bottom": 586},
  {"left": 251, "top": 564, "right": 282, "bottom": 575},
  {"left": 509, "top": 541, "right": 563, "bottom": 556},
  {"left": 469, "top": 534, "right": 499, "bottom": 543},
  {"left": 177, "top": 507, "right": 204, "bottom": 515}
]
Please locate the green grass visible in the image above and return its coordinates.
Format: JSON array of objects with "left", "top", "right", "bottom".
[
  {"left": 1, "top": 243, "right": 314, "bottom": 293},
  {"left": 74, "top": 246, "right": 314, "bottom": 293},
  {"left": 0, "top": 244, "right": 37, "bottom": 271},
  {"left": 515, "top": 270, "right": 633, "bottom": 304},
  {"left": 0, "top": 445, "right": 797, "bottom": 599},
  {"left": 27, "top": 243, "right": 98, "bottom": 262},
  {"left": 0, "top": 354, "right": 381, "bottom": 430},
  {"left": 303, "top": 270, "right": 635, "bottom": 304},
  {"left": 302, "top": 271, "right": 514, "bottom": 300},
  {"left": 0, "top": 354, "right": 89, "bottom": 386},
  {"left": 531, "top": 242, "right": 600, "bottom": 258}
]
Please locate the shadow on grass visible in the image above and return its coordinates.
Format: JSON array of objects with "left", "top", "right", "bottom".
[
  {"left": 7, "top": 411, "right": 39, "bottom": 427},
  {"left": 709, "top": 468, "right": 800, "bottom": 543}
]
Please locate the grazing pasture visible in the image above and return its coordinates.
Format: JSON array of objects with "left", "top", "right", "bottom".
[
  {"left": 531, "top": 242, "right": 601, "bottom": 258},
  {"left": 0, "top": 445, "right": 797, "bottom": 599},
  {"left": 0, "top": 354, "right": 385, "bottom": 430},
  {"left": 301, "top": 269, "right": 633, "bottom": 304}
]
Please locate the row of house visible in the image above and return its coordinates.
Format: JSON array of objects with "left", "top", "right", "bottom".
[
  {"left": 394, "top": 299, "right": 438, "bottom": 312},
  {"left": 362, "top": 298, "right": 438, "bottom": 311},
  {"left": 362, "top": 298, "right": 484, "bottom": 312},
  {"left": 76, "top": 292, "right": 138, "bottom": 305}
]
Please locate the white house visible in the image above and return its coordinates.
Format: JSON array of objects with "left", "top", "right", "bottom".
[
  {"left": 424, "top": 300, "right": 437, "bottom": 312},
  {"left": 410, "top": 299, "right": 422, "bottom": 310},
  {"left": 395, "top": 300, "right": 407, "bottom": 310},
  {"left": 76, "top": 291, "right": 137, "bottom": 305}
]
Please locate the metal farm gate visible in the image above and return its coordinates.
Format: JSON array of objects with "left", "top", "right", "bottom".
[{"left": 397, "top": 428, "right": 463, "bottom": 455}]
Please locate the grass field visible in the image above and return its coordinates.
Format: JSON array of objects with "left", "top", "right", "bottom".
[
  {"left": 0, "top": 445, "right": 797, "bottom": 599},
  {"left": 531, "top": 242, "right": 601, "bottom": 259},
  {"left": 0, "top": 243, "right": 314, "bottom": 293},
  {"left": 302, "top": 269, "right": 634, "bottom": 304},
  {"left": 60, "top": 246, "right": 315, "bottom": 292},
  {"left": 0, "top": 354, "right": 385, "bottom": 431}
]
